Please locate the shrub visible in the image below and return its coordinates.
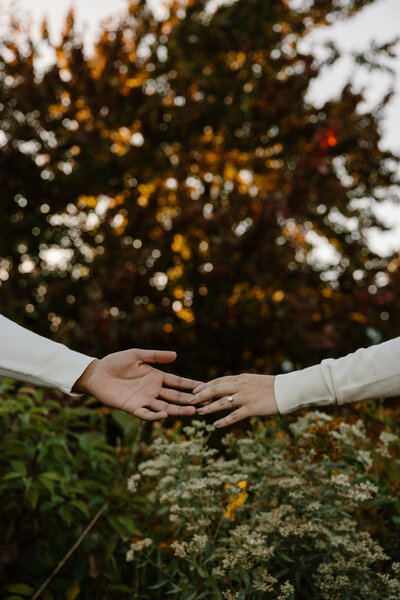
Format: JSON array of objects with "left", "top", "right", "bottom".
[
  {"left": 0, "top": 379, "right": 146, "bottom": 599},
  {"left": 127, "top": 415, "right": 400, "bottom": 600}
]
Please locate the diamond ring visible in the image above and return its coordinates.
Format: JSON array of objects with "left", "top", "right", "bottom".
[{"left": 227, "top": 395, "right": 235, "bottom": 407}]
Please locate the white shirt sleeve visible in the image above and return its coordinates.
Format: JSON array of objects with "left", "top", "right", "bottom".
[
  {"left": 274, "top": 336, "right": 400, "bottom": 414},
  {"left": 0, "top": 314, "right": 96, "bottom": 395}
]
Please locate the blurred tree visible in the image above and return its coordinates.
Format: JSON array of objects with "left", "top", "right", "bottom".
[{"left": 0, "top": 0, "right": 399, "bottom": 381}]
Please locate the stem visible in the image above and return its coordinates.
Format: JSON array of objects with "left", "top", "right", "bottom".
[
  {"left": 212, "top": 515, "right": 224, "bottom": 544},
  {"left": 142, "top": 554, "right": 177, "bottom": 584},
  {"left": 31, "top": 503, "right": 108, "bottom": 600}
]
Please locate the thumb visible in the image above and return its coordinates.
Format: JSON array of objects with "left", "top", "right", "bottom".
[{"left": 135, "top": 349, "right": 177, "bottom": 364}]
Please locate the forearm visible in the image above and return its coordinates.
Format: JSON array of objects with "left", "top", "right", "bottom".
[
  {"left": 274, "top": 336, "right": 400, "bottom": 414},
  {"left": 0, "top": 314, "right": 95, "bottom": 394}
]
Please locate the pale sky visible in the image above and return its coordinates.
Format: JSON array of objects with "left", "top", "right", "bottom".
[{"left": 1, "top": 0, "right": 400, "bottom": 257}]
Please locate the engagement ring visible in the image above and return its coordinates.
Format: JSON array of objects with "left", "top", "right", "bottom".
[{"left": 227, "top": 395, "right": 235, "bottom": 407}]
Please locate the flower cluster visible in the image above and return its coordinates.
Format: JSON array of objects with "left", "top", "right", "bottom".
[{"left": 126, "top": 538, "right": 152, "bottom": 562}]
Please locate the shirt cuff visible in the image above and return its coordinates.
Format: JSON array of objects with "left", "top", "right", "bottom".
[
  {"left": 36, "top": 345, "right": 96, "bottom": 395},
  {"left": 274, "top": 364, "right": 336, "bottom": 414}
]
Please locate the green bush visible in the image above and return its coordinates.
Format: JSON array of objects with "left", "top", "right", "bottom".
[
  {"left": 0, "top": 379, "right": 147, "bottom": 600},
  {"left": 128, "top": 416, "right": 400, "bottom": 600}
]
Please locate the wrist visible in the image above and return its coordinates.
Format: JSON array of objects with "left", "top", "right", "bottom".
[
  {"left": 265, "top": 375, "right": 279, "bottom": 414},
  {"left": 72, "top": 359, "right": 98, "bottom": 394}
]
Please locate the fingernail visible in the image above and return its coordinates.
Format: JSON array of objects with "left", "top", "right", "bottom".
[
  {"left": 188, "top": 396, "right": 195, "bottom": 403},
  {"left": 214, "top": 421, "right": 221, "bottom": 428},
  {"left": 193, "top": 386, "right": 201, "bottom": 394},
  {"left": 197, "top": 408, "right": 204, "bottom": 414}
]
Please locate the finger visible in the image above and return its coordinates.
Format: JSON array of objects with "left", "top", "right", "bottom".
[
  {"left": 214, "top": 408, "right": 248, "bottom": 428},
  {"left": 192, "top": 383, "right": 238, "bottom": 405},
  {"left": 151, "top": 399, "right": 196, "bottom": 416},
  {"left": 193, "top": 376, "right": 239, "bottom": 395},
  {"left": 196, "top": 396, "right": 240, "bottom": 415},
  {"left": 136, "top": 349, "right": 177, "bottom": 364},
  {"left": 159, "top": 387, "right": 194, "bottom": 404},
  {"left": 133, "top": 407, "right": 168, "bottom": 421},
  {"left": 163, "top": 372, "right": 203, "bottom": 390},
  {"left": 199, "top": 399, "right": 212, "bottom": 407}
]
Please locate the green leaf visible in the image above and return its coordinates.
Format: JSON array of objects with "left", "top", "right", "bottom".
[
  {"left": 182, "top": 590, "right": 198, "bottom": 600},
  {"left": 22, "top": 477, "right": 33, "bottom": 492},
  {"left": 26, "top": 485, "right": 39, "bottom": 509},
  {"left": 391, "top": 515, "right": 400, "bottom": 525},
  {"left": 40, "top": 471, "right": 64, "bottom": 481},
  {"left": 10, "top": 461, "right": 27, "bottom": 476},
  {"left": 197, "top": 567, "right": 208, "bottom": 578},
  {"left": 39, "top": 475, "right": 55, "bottom": 495},
  {"left": 58, "top": 505, "right": 73, "bottom": 525},
  {"left": 147, "top": 579, "right": 170, "bottom": 590},
  {"left": 277, "top": 550, "right": 295, "bottom": 562},
  {"left": 204, "top": 541, "right": 213, "bottom": 560},
  {"left": 3, "top": 472, "right": 25, "bottom": 481},
  {"left": 165, "top": 584, "right": 183, "bottom": 595},
  {"left": 71, "top": 500, "right": 90, "bottom": 517},
  {"left": 116, "top": 515, "right": 141, "bottom": 535},
  {"left": 106, "top": 514, "right": 127, "bottom": 536},
  {"left": 6, "top": 584, "right": 34, "bottom": 596},
  {"left": 111, "top": 410, "right": 136, "bottom": 434},
  {"left": 78, "top": 432, "right": 104, "bottom": 453},
  {"left": 108, "top": 584, "right": 134, "bottom": 593}
]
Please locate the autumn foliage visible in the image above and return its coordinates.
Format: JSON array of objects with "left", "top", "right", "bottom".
[{"left": 0, "top": 0, "right": 399, "bottom": 384}]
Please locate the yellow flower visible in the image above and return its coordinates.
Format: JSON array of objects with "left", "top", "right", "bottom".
[{"left": 223, "top": 481, "right": 248, "bottom": 522}]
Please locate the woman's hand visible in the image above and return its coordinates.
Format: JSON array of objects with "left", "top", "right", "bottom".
[{"left": 191, "top": 374, "right": 278, "bottom": 428}]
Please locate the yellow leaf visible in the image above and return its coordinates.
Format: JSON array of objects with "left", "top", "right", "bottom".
[{"left": 66, "top": 580, "right": 80, "bottom": 600}]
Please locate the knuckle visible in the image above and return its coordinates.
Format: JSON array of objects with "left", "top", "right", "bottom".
[{"left": 239, "top": 374, "right": 249, "bottom": 387}]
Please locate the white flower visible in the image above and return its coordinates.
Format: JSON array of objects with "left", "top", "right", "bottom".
[
  {"left": 192, "top": 534, "right": 208, "bottom": 549},
  {"left": 331, "top": 472, "right": 351, "bottom": 487},
  {"left": 170, "top": 541, "right": 188, "bottom": 558},
  {"left": 125, "top": 538, "right": 152, "bottom": 562},
  {"left": 132, "top": 538, "right": 152, "bottom": 551},
  {"left": 379, "top": 431, "right": 398, "bottom": 445},
  {"left": 358, "top": 450, "right": 373, "bottom": 470},
  {"left": 127, "top": 473, "right": 141, "bottom": 492},
  {"left": 126, "top": 548, "right": 134, "bottom": 562}
]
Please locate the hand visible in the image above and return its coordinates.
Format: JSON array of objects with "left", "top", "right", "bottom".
[
  {"left": 73, "top": 348, "right": 201, "bottom": 421},
  {"left": 191, "top": 374, "right": 278, "bottom": 428}
]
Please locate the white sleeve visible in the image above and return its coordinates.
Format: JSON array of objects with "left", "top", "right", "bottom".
[
  {"left": 0, "top": 314, "right": 95, "bottom": 395},
  {"left": 274, "top": 336, "right": 400, "bottom": 414}
]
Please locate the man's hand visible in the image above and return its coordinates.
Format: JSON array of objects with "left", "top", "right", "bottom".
[{"left": 73, "top": 348, "right": 201, "bottom": 421}]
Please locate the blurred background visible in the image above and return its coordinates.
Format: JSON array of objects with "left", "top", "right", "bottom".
[
  {"left": 0, "top": 0, "right": 399, "bottom": 378},
  {"left": 1, "top": 0, "right": 400, "bottom": 379},
  {"left": 1, "top": 0, "right": 400, "bottom": 597}
]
